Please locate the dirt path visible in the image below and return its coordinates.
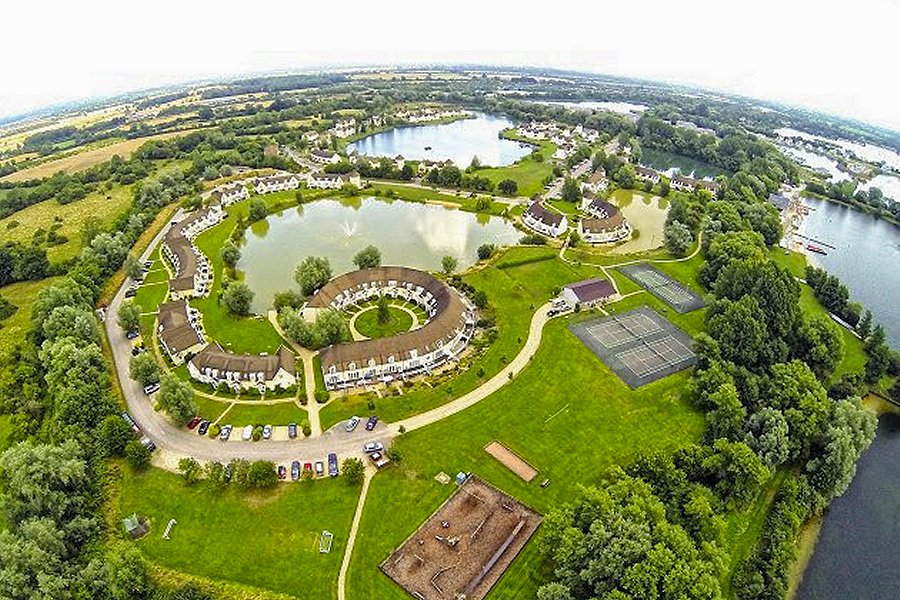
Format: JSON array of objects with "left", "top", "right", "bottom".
[{"left": 337, "top": 464, "right": 376, "bottom": 600}]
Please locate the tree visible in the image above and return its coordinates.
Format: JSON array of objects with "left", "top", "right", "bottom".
[
  {"left": 222, "top": 281, "right": 254, "bottom": 316},
  {"left": 157, "top": 374, "right": 197, "bottom": 425},
  {"left": 84, "top": 541, "right": 151, "bottom": 600},
  {"left": 117, "top": 300, "right": 140, "bottom": 334},
  {"left": 707, "top": 296, "right": 768, "bottom": 368},
  {"left": 273, "top": 289, "right": 305, "bottom": 311},
  {"left": 123, "top": 255, "right": 144, "bottom": 280},
  {"left": 376, "top": 294, "right": 390, "bottom": 324},
  {"left": 704, "top": 439, "right": 770, "bottom": 508},
  {"left": 353, "top": 245, "right": 382, "bottom": 270},
  {"left": 794, "top": 315, "right": 844, "bottom": 380},
  {"left": 342, "top": 457, "right": 365, "bottom": 484},
  {"left": 857, "top": 310, "right": 873, "bottom": 338},
  {"left": 125, "top": 440, "right": 151, "bottom": 470},
  {"left": 42, "top": 304, "right": 98, "bottom": 344},
  {"left": 220, "top": 241, "right": 241, "bottom": 269},
  {"left": 472, "top": 289, "right": 488, "bottom": 309},
  {"left": 614, "top": 164, "right": 637, "bottom": 188},
  {"left": 743, "top": 408, "right": 790, "bottom": 468},
  {"left": 97, "top": 414, "right": 135, "bottom": 456},
  {"left": 477, "top": 243, "right": 495, "bottom": 261},
  {"left": 129, "top": 353, "right": 161, "bottom": 386},
  {"left": 664, "top": 221, "right": 694, "bottom": 257},
  {"left": 248, "top": 198, "right": 267, "bottom": 222},
  {"left": 294, "top": 256, "right": 332, "bottom": 296},
  {"left": 315, "top": 309, "right": 350, "bottom": 347},
  {"left": 498, "top": 179, "right": 518, "bottom": 195},
  {"left": 178, "top": 458, "right": 204, "bottom": 485},
  {"left": 561, "top": 177, "right": 581, "bottom": 202},
  {"left": 441, "top": 255, "right": 458, "bottom": 275},
  {"left": 247, "top": 461, "right": 278, "bottom": 488}
]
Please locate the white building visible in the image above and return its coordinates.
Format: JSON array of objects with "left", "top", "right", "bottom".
[
  {"left": 522, "top": 201, "right": 568, "bottom": 238},
  {"left": 307, "top": 171, "right": 362, "bottom": 189},
  {"left": 188, "top": 343, "right": 297, "bottom": 391},
  {"left": 311, "top": 149, "right": 341, "bottom": 164},
  {"left": 209, "top": 183, "right": 249, "bottom": 206},
  {"left": 254, "top": 174, "right": 301, "bottom": 194}
]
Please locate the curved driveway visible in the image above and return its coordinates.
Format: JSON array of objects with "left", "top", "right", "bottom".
[{"left": 104, "top": 218, "right": 553, "bottom": 469}]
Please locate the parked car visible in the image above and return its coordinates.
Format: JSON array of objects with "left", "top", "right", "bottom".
[
  {"left": 142, "top": 383, "right": 160, "bottom": 395},
  {"left": 124, "top": 287, "right": 137, "bottom": 298},
  {"left": 197, "top": 420, "right": 211, "bottom": 435},
  {"left": 219, "top": 424, "right": 233, "bottom": 441},
  {"left": 125, "top": 330, "right": 139, "bottom": 340},
  {"left": 346, "top": 416, "right": 361, "bottom": 432},
  {"left": 288, "top": 422, "right": 298, "bottom": 439},
  {"left": 121, "top": 412, "right": 139, "bottom": 433},
  {"left": 291, "top": 460, "right": 300, "bottom": 481},
  {"left": 139, "top": 436, "right": 156, "bottom": 452},
  {"left": 314, "top": 461, "right": 325, "bottom": 477},
  {"left": 187, "top": 416, "right": 202, "bottom": 430},
  {"left": 142, "top": 261, "right": 153, "bottom": 269},
  {"left": 365, "top": 415, "right": 379, "bottom": 431},
  {"left": 277, "top": 465, "right": 287, "bottom": 480},
  {"left": 262, "top": 424, "right": 273, "bottom": 440},
  {"left": 328, "top": 453, "right": 339, "bottom": 477},
  {"left": 241, "top": 424, "right": 254, "bottom": 441},
  {"left": 363, "top": 441, "right": 384, "bottom": 454},
  {"left": 304, "top": 462, "right": 313, "bottom": 474}
]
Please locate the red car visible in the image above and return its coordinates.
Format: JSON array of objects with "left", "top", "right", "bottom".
[
  {"left": 186, "top": 416, "right": 203, "bottom": 430},
  {"left": 303, "top": 462, "right": 313, "bottom": 474}
]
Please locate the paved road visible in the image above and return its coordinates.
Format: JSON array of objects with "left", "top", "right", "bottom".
[{"left": 104, "top": 206, "right": 554, "bottom": 469}]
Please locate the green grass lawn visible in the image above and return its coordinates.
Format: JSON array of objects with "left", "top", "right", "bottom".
[
  {"left": 353, "top": 305, "right": 414, "bottom": 339},
  {"left": 346, "top": 313, "right": 706, "bottom": 599},
  {"left": 478, "top": 157, "right": 553, "bottom": 198},
  {"left": 190, "top": 197, "right": 288, "bottom": 354},
  {"left": 0, "top": 184, "right": 133, "bottom": 264},
  {"left": 0, "top": 277, "right": 63, "bottom": 354},
  {"left": 319, "top": 247, "right": 600, "bottom": 429},
  {"left": 220, "top": 402, "right": 307, "bottom": 427},
  {"left": 118, "top": 466, "right": 359, "bottom": 599}
]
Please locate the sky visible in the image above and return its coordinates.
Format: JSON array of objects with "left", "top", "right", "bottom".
[{"left": 1, "top": 0, "right": 898, "bottom": 131}]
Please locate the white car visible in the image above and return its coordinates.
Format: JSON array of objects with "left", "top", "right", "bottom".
[
  {"left": 345, "top": 416, "right": 361, "bottom": 432},
  {"left": 363, "top": 441, "right": 384, "bottom": 454},
  {"left": 314, "top": 461, "right": 325, "bottom": 476},
  {"left": 262, "top": 424, "right": 273, "bottom": 439},
  {"left": 242, "top": 424, "right": 254, "bottom": 440}
]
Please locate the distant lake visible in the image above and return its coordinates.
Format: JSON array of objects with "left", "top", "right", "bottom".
[
  {"left": 640, "top": 148, "right": 728, "bottom": 179},
  {"left": 347, "top": 113, "right": 531, "bottom": 167},
  {"left": 539, "top": 100, "right": 648, "bottom": 118},
  {"left": 238, "top": 197, "right": 520, "bottom": 312},
  {"left": 799, "top": 196, "right": 900, "bottom": 349},
  {"left": 776, "top": 127, "right": 900, "bottom": 171}
]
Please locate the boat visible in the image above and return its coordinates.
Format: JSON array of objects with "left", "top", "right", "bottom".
[
  {"left": 424, "top": 146, "right": 432, "bottom": 150},
  {"left": 807, "top": 244, "right": 828, "bottom": 255}
]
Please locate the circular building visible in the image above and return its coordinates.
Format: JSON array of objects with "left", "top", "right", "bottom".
[
  {"left": 578, "top": 197, "right": 632, "bottom": 244},
  {"left": 306, "top": 267, "right": 476, "bottom": 390}
]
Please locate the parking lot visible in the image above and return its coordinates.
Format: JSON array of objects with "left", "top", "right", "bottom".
[{"left": 569, "top": 306, "right": 697, "bottom": 387}]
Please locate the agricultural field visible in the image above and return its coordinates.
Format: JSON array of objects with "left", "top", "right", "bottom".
[
  {"left": 0, "top": 184, "right": 133, "bottom": 263},
  {"left": 117, "top": 466, "right": 359, "bottom": 599},
  {"left": 1, "top": 129, "right": 202, "bottom": 182}
]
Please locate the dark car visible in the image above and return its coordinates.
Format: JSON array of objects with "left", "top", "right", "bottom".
[
  {"left": 197, "top": 420, "right": 211, "bottom": 435},
  {"left": 277, "top": 465, "right": 287, "bottom": 480},
  {"left": 291, "top": 460, "right": 300, "bottom": 481},
  {"left": 121, "top": 411, "right": 139, "bottom": 433},
  {"left": 124, "top": 287, "right": 137, "bottom": 298},
  {"left": 328, "top": 453, "right": 339, "bottom": 477},
  {"left": 139, "top": 436, "right": 156, "bottom": 452},
  {"left": 365, "top": 415, "right": 379, "bottom": 431},
  {"left": 125, "top": 330, "right": 139, "bottom": 340},
  {"left": 187, "top": 416, "right": 202, "bottom": 430},
  {"left": 288, "top": 422, "right": 298, "bottom": 439}
]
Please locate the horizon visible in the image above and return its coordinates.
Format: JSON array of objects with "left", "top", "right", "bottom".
[{"left": 1, "top": 0, "right": 898, "bottom": 132}]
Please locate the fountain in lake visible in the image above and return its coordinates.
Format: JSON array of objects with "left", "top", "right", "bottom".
[{"left": 341, "top": 220, "right": 358, "bottom": 237}]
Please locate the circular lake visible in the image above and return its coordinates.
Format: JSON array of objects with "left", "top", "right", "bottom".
[
  {"left": 347, "top": 113, "right": 531, "bottom": 167},
  {"left": 238, "top": 197, "right": 521, "bottom": 312}
]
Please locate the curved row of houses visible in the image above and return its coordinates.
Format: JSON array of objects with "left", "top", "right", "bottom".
[{"left": 305, "top": 267, "right": 476, "bottom": 390}]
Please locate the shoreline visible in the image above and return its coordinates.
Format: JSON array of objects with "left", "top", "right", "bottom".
[{"left": 785, "top": 394, "right": 899, "bottom": 599}]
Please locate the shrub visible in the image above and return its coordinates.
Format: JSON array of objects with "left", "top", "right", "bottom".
[
  {"left": 125, "top": 440, "right": 151, "bottom": 470},
  {"left": 315, "top": 389, "right": 329, "bottom": 403},
  {"left": 208, "top": 424, "right": 221, "bottom": 438}
]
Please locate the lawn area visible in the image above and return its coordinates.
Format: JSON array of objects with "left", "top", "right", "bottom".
[
  {"left": 319, "top": 247, "right": 600, "bottom": 429},
  {"left": 1, "top": 130, "right": 202, "bottom": 183},
  {"left": 219, "top": 401, "right": 307, "bottom": 427},
  {"left": 346, "top": 313, "right": 706, "bottom": 599},
  {"left": 478, "top": 156, "right": 553, "bottom": 198},
  {"left": 0, "top": 184, "right": 133, "bottom": 263},
  {"left": 0, "top": 277, "right": 63, "bottom": 354},
  {"left": 353, "top": 305, "right": 414, "bottom": 339},
  {"left": 118, "top": 465, "right": 359, "bottom": 599},
  {"left": 189, "top": 196, "right": 290, "bottom": 354}
]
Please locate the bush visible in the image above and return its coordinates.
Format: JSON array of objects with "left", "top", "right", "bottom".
[
  {"left": 342, "top": 457, "right": 365, "bottom": 484},
  {"left": 125, "top": 440, "right": 151, "bottom": 470},
  {"left": 178, "top": 458, "right": 203, "bottom": 485},
  {"left": 208, "top": 424, "right": 221, "bottom": 438},
  {"left": 97, "top": 415, "right": 135, "bottom": 456},
  {"left": 476, "top": 243, "right": 495, "bottom": 261},
  {"left": 315, "top": 389, "right": 329, "bottom": 403}
]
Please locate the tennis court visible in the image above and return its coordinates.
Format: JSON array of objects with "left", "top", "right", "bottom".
[
  {"left": 569, "top": 306, "right": 697, "bottom": 387},
  {"left": 618, "top": 263, "right": 706, "bottom": 313}
]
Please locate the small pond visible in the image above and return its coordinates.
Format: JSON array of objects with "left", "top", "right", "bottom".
[{"left": 238, "top": 197, "right": 521, "bottom": 312}]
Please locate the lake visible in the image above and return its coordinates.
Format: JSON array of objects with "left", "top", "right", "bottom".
[
  {"left": 796, "top": 413, "right": 900, "bottom": 600},
  {"left": 799, "top": 196, "right": 900, "bottom": 348},
  {"left": 640, "top": 148, "right": 728, "bottom": 180},
  {"left": 238, "top": 197, "right": 521, "bottom": 312},
  {"left": 609, "top": 190, "right": 668, "bottom": 254},
  {"left": 347, "top": 113, "right": 531, "bottom": 167}
]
